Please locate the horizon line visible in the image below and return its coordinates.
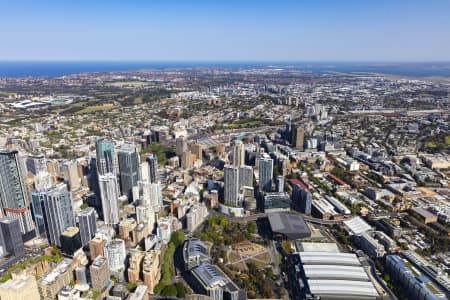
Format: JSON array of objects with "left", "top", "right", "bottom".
[{"left": 1, "top": 60, "right": 450, "bottom": 64}]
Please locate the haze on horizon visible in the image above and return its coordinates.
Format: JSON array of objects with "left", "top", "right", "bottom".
[{"left": 1, "top": 0, "right": 449, "bottom": 62}]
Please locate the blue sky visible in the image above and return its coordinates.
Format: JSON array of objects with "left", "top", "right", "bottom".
[{"left": 0, "top": 0, "right": 449, "bottom": 61}]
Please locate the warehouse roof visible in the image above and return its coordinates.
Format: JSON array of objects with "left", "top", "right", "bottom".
[
  {"left": 268, "top": 212, "right": 311, "bottom": 239},
  {"left": 343, "top": 216, "right": 372, "bottom": 235},
  {"left": 303, "top": 265, "right": 370, "bottom": 281},
  {"left": 299, "top": 252, "right": 362, "bottom": 266},
  {"left": 411, "top": 207, "right": 437, "bottom": 219},
  {"left": 307, "top": 279, "right": 379, "bottom": 298}
]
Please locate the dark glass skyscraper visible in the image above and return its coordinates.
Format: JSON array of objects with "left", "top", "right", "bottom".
[
  {"left": 147, "top": 156, "right": 160, "bottom": 183},
  {"left": 299, "top": 189, "right": 312, "bottom": 215},
  {"left": 78, "top": 207, "right": 96, "bottom": 247},
  {"left": 0, "top": 149, "right": 34, "bottom": 235},
  {"left": 0, "top": 217, "right": 25, "bottom": 258},
  {"left": 95, "top": 137, "right": 115, "bottom": 175},
  {"left": 259, "top": 154, "right": 273, "bottom": 192},
  {"left": 118, "top": 143, "right": 140, "bottom": 199}
]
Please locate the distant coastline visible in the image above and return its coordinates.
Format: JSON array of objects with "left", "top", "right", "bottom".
[{"left": 0, "top": 61, "right": 450, "bottom": 78}]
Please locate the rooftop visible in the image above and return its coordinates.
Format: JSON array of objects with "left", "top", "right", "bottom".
[
  {"left": 268, "top": 212, "right": 311, "bottom": 239},
  {"left": 343, "top": 216, "right": 372, "bottom": 235}
]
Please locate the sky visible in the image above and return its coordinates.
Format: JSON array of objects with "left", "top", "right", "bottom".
[{"left": 0, "top": 0, "right": 449, "bottom": 62}]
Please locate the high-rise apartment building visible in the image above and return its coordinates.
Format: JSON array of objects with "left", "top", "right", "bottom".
[
  {"left": 0, "top": 150, "right": 34, "bottom": 235},
  {"left": 232, "top": 140, "right": 245, "bottom": 166},
  {"left": 224, "top": 165, "right": 240, "bottom": 207},
  {"left": 90, "top": 255, "right": 109, "bottom": 292},
  {"left": 175, "top": 137, "right": 188, "bottom": 157},
  {"left": 98, "top": 173, "right": 120, "bottom": 225},
  {"left": 186, "top": 203, "right": 208, "bottom": 232},
  {"left": 238, "top": 165, "right": 253, "bottom": 188},
  {"left": 181, "top": 150, "right": 194, "bottom": 169},
  {"left": 291, "top": 125, "right": 305, "bottom": 150},
  {"left": 139, "top": 181, "right": 162, "bottom": 208},
  {"left": 259, "top": 154, "right": 273, "bottom": 192},
  {"left": 224, "top": 165, "right": 254, "bottom": 207}
]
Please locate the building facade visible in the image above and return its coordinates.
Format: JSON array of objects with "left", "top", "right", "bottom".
[
  {"left": 31, "top": 184, "right": 75, "bottom": 246},
  {"left": 98, "top": 173, "right": 120, "bottom": 225},
  {"left": 259, "top": 154, "right": 273, "bottom": 192},
  {"left": 0, "top": 149, "right": 34, "bottom": 235},
  {"left": 118, "top": 143, "right": 140, "bottom": 199},
  {"left": 78, "top": 207, "right": 96, "bottom": 247}
]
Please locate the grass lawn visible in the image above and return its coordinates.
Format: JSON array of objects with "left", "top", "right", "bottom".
[{"left": 75, "top": 104, "right": 117, "bottom": 114}]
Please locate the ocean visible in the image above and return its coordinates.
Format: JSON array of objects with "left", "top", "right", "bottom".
[{"left": 0, "top": 61, "right": 450, "bottom": 78}]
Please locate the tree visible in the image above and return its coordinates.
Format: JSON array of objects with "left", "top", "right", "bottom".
[
  {"left": 161, "top": 285, "right": 177, "bottom": 297},
  {"left": 248, "top": 222, "right": 256, "bottom": 234},
  {"left": 170, "top": 230, "right": 186, "bottom": 248},
  {"left": 174, "top": 282, "right": 187, "bottom": 298}
]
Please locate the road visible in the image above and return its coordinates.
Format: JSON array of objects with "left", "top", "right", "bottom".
[{"left": 357, "top": 251, "right": 397, "bottom": 300}]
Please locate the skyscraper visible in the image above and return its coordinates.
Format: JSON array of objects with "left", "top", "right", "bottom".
[
  {"left": 0, "top": 150, "right": 35, "bottom": 235},
  {"left": 30, "top": 184, "right": 75, "bottom": 246},
  {"left": 98, "top": 173, "right": 120, "bottom": 225},
  {"left": 299, "top": 189, "right": 312, "bottom": 215},
  {"left": 224, "top": 165, "right": 239, "bottom": 207},
  {"left": 78, "top": 207, "right": 96, "bottom": 247},
  {"left": 26, "top": 154, "right": 47, "bottom": 175},
  {"left": 117, "top": 143, "right": 140, "bottom": 199},
  {"left": 291, "top": 125, "right": 305, "bottom": 151},
  {"left": 0, "top": 217, "right": 25, "bottom": 258},
  {"left": 181, "top": 150, "right": 194, "bottom": 169},
  {"left": 90, "top": 256, "right": 109, "bottom": 292},
  {"left": 238, "top": 165, "right": 253, "bottom": 188},
  {"left": 224, "top": 165, "right": 254, "bottom": 207},
  {"left": 95, "top": 137, "right": 115, "bottom": 175},
  {"left": 61, "top": 160, "right": 81, "bottom": 191},
  {"left": 276, "top": 175, "right": 284, "bottom": 193},
  {"left": 146, "top": 157, "right": 159, "bottom": 184},
  {"left": 175, "top": 137, "right": 188, "bottom": 157},
  {"left": 259, "top": 154, "right": 273, "bottom": 192},
  {"left": 139, "top": 182, "right": 162, "bottom": 208},
  {"left": 232, "top": 140, "right": 245, "bottom": 166}
]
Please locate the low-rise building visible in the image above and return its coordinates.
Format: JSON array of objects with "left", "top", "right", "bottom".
[
  {"left": 190, "top": 263, "right": 246, "bottom": 300},
  {"left": 37, "top": 258, "right": 75, "bottom": 300},
  {"left": 0, "top": 270, "right": 40, "bottom": 300},
  {"left": 183, "top": 239, "right": 210, "bottom": 271},
  {"left": 386, "top": 254, "right": 448, "bottom": 300}
]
